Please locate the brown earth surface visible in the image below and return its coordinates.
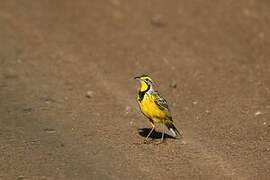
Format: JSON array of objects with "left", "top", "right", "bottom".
[{"left": 0, "top": 0, "right": 270, "bottom": 180}]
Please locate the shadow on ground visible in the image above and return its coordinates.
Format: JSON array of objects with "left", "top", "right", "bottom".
[{"left": 138, "top": 128, "right": 176, "bottom": 140}]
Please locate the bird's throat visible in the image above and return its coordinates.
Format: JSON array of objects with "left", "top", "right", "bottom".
[
  {"left": 140, "top": 81, "right": 149, "bottom": 92},
  {"left": 138, "top": 81, "right": 150, "bottom": 102}
]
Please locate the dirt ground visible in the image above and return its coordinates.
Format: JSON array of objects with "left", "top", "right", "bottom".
[{"left": 0, "top": 0, "right": 269, "bottom": 179}]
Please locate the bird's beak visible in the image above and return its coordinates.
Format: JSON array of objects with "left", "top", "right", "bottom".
[{"left": 134, "top": 76, "right": 140, "bottom": 80}]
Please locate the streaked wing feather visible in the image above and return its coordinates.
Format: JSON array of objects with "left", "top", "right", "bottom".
[{"left": 153, "top": 92, "right": 171, "bottom": 117}]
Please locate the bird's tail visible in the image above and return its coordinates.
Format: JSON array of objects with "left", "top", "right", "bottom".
[{"left": 165, "top": 119, "right": 182, "bottom": 137}]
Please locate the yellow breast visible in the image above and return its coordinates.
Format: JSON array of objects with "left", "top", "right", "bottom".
[{"left": 138, "top": 94, "right": 166, "bottom": 123}]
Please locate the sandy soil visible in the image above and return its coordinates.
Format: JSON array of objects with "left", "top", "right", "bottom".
[{"left": 0, "top": 0, "right": 269, "bottom": 179}]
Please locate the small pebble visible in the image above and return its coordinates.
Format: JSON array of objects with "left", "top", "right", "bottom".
[
  {"left": 86, "top": 91, "right": 93, "bottom": 98},
  {"left": 44, "top": 128, "right": 56, "bottom": 134},
  {"left": 171, "top": 66, "right": 176, "bottom": 71},
  {"left": 163, "top": 57, "right": 169, "bottom": 64},
  {"left": 254, "top": 111, "right": 263, "bottom": 117},
  {"left": 125, "top": 106, "right": 131, "bottom": 114},
  {"left": 170, "top": 81, "right": 177, "bottom": 89},
  {"left": 181, "top": 140, "right": 187, "bottom": 145},
  {"left": 256, "top": 81, "right": 263, "bottom": 86},
  {"left": 150, "top": 14, "right": 166, "bottom": 27},
  {"left": 125, "top": 106, "right": 131, "bottom": 111},
  {"left": 16, "top": 58, "right": 22, "bottom": 63},
  {"left": 44, "top": 98, "right": 56, "bottom": 104},
  {"left": 192, "top": 101, "right": 198, "bottom": 105},
  {"left": 205, "top": 110, "right": 210, "bottom": 114},
  {"left": 240, "top": 109, "right": 249, "bottom": 114}
]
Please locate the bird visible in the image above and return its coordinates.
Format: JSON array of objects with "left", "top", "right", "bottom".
[{"left": 135, "top": 74, "right": 182, "bottom": 143}]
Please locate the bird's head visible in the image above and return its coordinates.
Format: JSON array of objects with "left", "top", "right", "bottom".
[{"left": 134, "top": 74, "right": 154, "bottom": 91}]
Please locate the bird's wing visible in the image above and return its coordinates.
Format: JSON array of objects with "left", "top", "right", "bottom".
[{"left": 153, "top": 92, "right": 172, "bottom": 117}]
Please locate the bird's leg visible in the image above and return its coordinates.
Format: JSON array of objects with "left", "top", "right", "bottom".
[
  {"left": 154, "top": 124, "right": 165, "bottom": 145},
  {"left": 144, "top": 124, "right": 155, "bottom": 143},
  {"left": 161, "top": 123, "right": 165, "bottom": 143},
  {"left": 155, "top": 123, "right": 165, "bottom": 145}
]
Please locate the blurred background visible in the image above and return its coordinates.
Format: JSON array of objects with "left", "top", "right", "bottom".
[{"left": 0, "top": 0, "right": 269, "bottom": 179}]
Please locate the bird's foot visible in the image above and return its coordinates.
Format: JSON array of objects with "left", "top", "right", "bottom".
[
  {"left": 153, "top": 140, "right": 166, "bottom": 145},
  {"left": 133, "top": 139, "right": 152, "bottom": 145},
  {"left": 143, "top": 139, "right": 152, "bottom": 144}
]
